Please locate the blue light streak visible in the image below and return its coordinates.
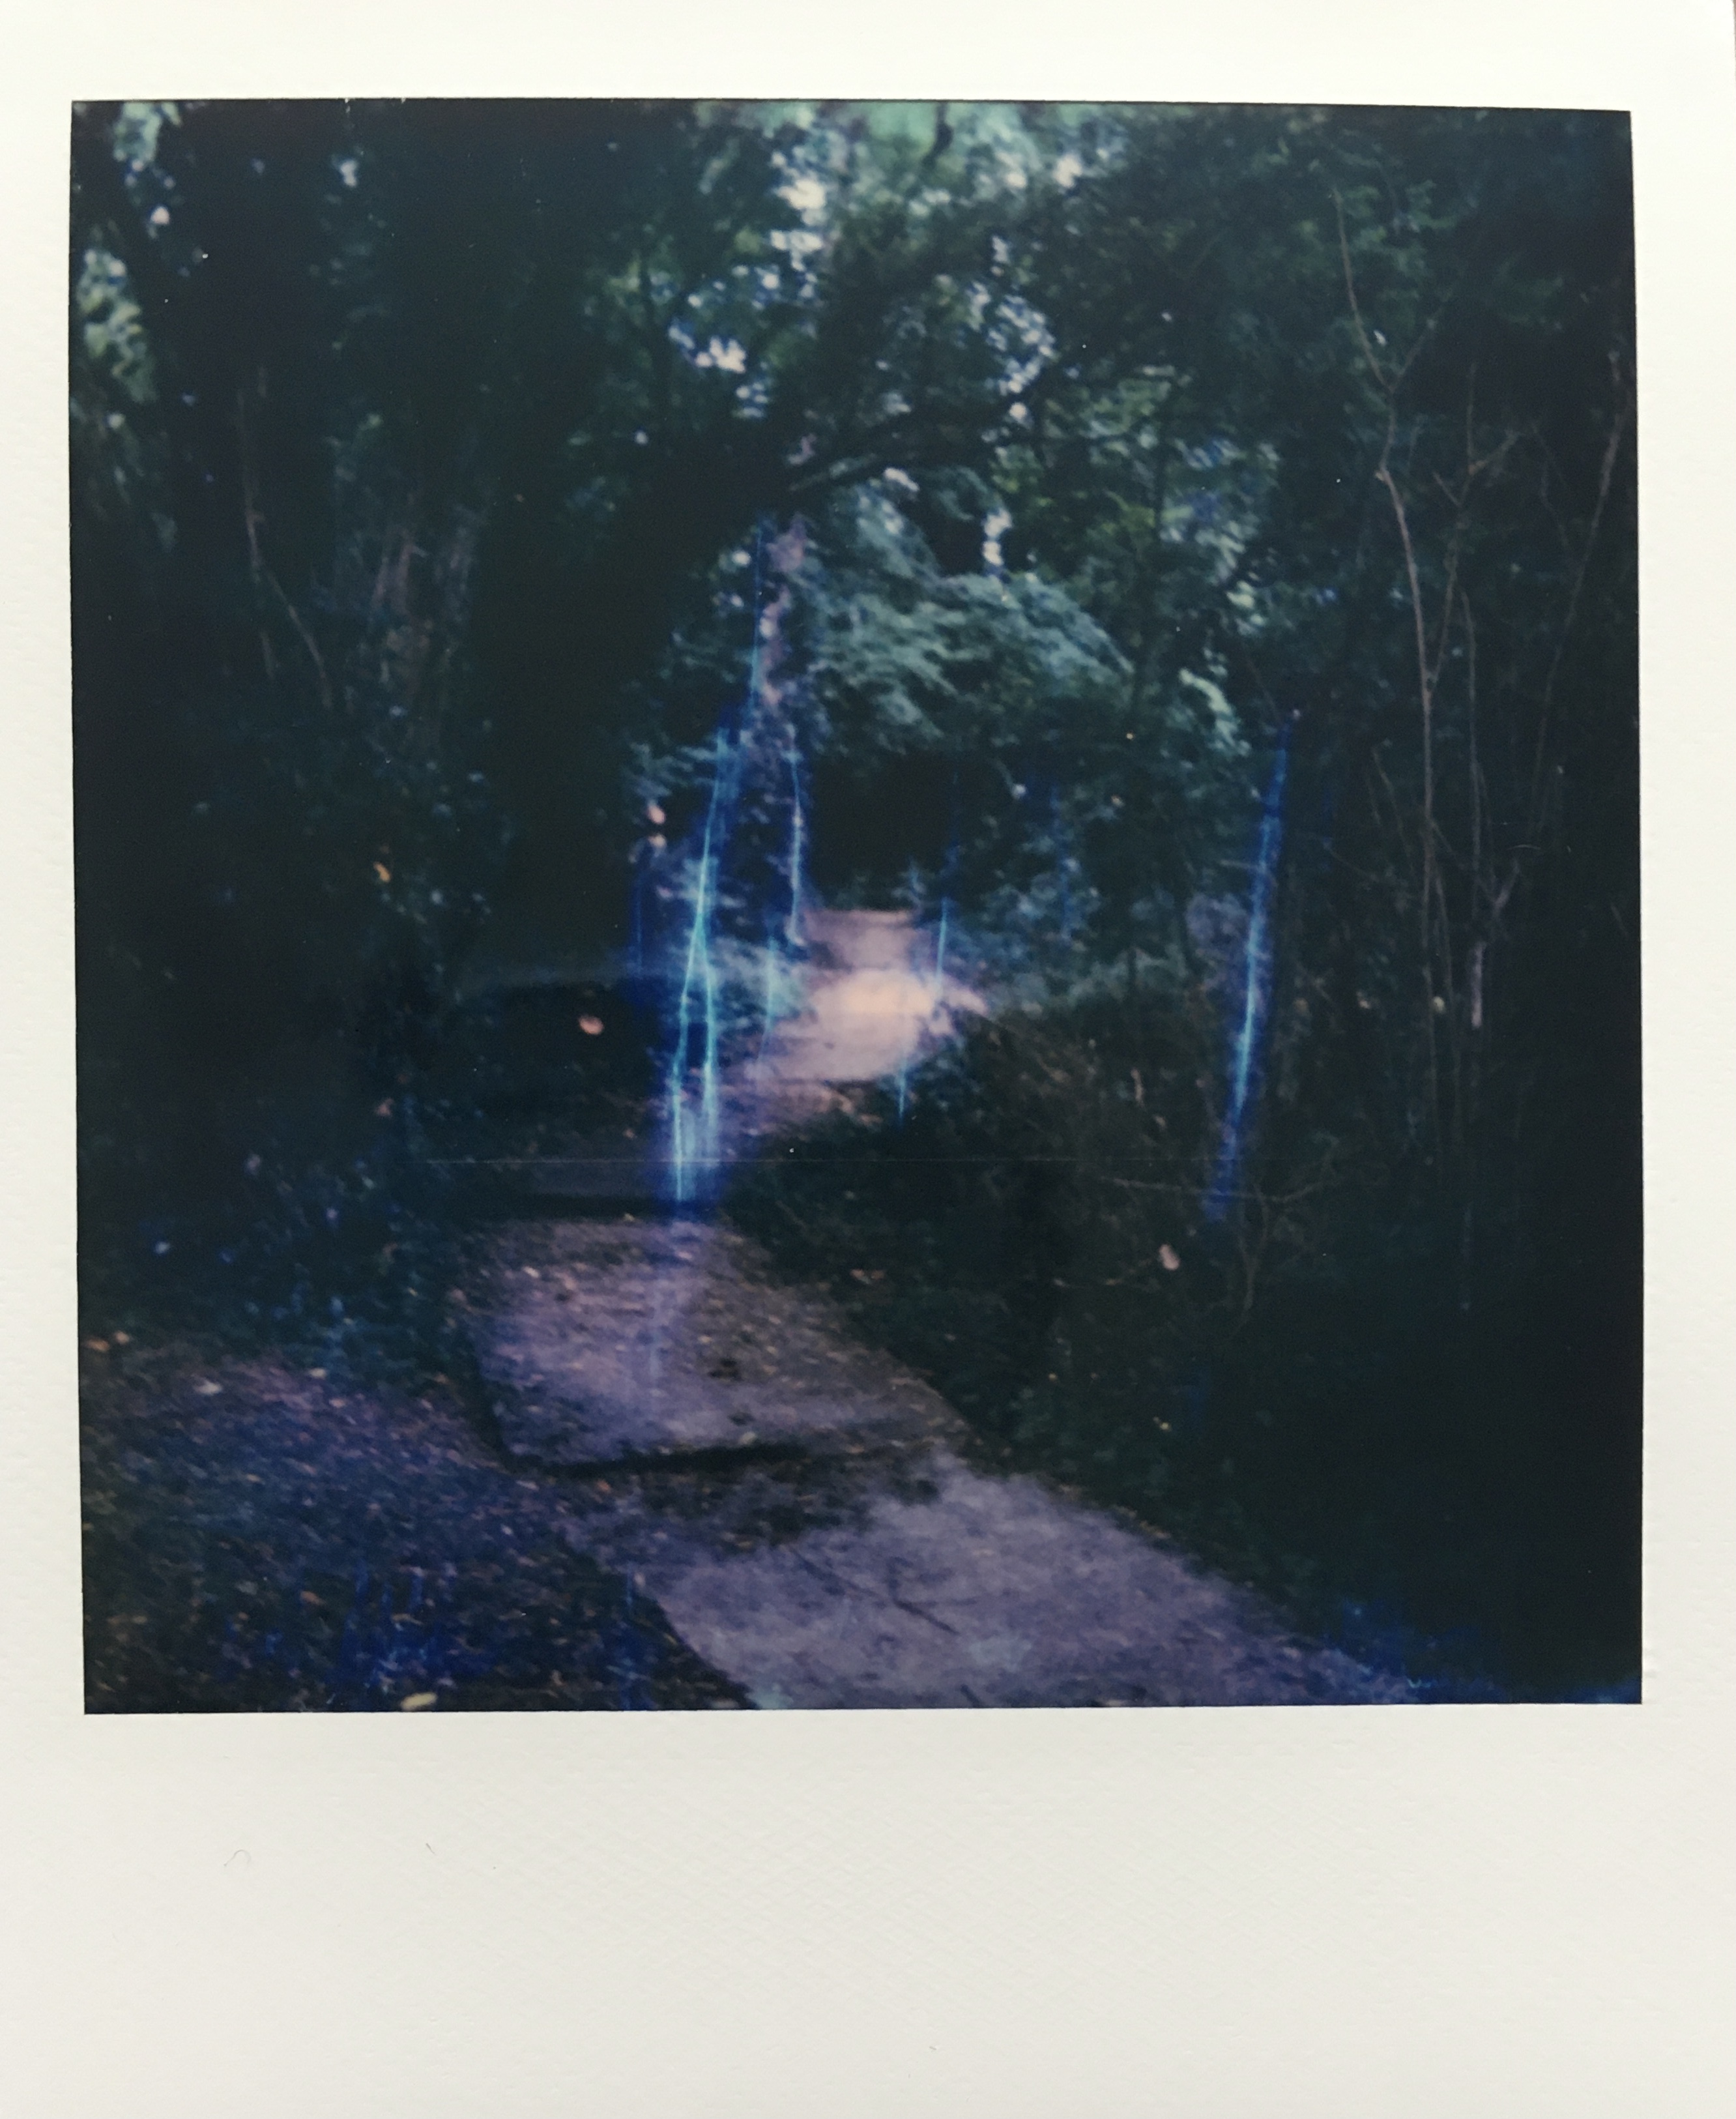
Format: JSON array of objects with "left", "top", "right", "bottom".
[
  {"left": 663, "top": 527, "right": 772, "bottom": 1204},
  {"left": 893, "top": 892, "right": 951, "bottom": 1124},
  {"left": 665, "top": 727, "right": 736, "bottom": 1204},
  {"left": 1204, "top": 731, "right": 1290, "bottom": 1221},
  {"left": 785, "top": 748, "right": 805, "bottom": 947}
]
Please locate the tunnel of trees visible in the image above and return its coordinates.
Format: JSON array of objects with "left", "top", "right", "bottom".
[{"left": 72, "top": 99, "right": 1640, "bottom": 1698}]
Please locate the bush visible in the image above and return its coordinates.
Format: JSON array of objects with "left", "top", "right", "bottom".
[{"left": 727, "top": 995, "right": 1638, "bottom": 1701}]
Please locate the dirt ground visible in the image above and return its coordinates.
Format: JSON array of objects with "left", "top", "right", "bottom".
[
  {"left": 80, "top": 1337, "right": 747, "bottom": 1712},
  {"left": 81, "top": 911, "right": 1408, "bottom": 1713}
]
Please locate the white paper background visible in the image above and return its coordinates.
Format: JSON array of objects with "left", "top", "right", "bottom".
[{"left": 4, "top": 5, "right": 1733, "bottom": 2113}]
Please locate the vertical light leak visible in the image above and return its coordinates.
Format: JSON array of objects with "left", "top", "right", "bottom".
[
  {"left": 663, "top": 527, "right": 773, "bottom": 1203},
  {"left": 785, "top": 748, "right": 805, "bottom": 947},
  {"left": 756, "top": 921, "right": 780, "bottom": 1066},
  {"left": 1204, "top": 731, "right": 1291, "bottom": 1222},
  {"left": 666, "top": 727, "right": 735, "bottom": 1204},
  {"left": 757, "top": 744, "right": 806, "bottom": 1066},
  {"left": 893, "top": 890, "right": 951, "bottom": 1124},
  {"left": 661, "top": 520, "right": 818, "bottom": 1193}
]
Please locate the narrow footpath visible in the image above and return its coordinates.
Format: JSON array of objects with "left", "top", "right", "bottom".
[{"left": 460, "top": 912, "right": 1406, "bottom": 1708}]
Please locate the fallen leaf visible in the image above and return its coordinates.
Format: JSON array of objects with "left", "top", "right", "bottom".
[
  {"left": 579, "top": 1015, "right": 604, "bottom": 1036},
  {"left": 375, "top": 1100, "right": 394, "bottom": 1118},
  {"left": 111, "top": 1330, "right": 131, "bottom": 1345},
  {"left": 85, "top": 1337, "right": 111, "bottom": 1354},
  {"left": 399, "top": 1692, "right": 437, "bottom": 1712},
  {"left": 1159, "top": 1244, "right": 1181, "bottom": 1272},
  {"left": 373, "top": 861, "right": 392, "bottom": 884},
  {"left": 193, "top": 1379, "right": 222, "bottom": 1396}
]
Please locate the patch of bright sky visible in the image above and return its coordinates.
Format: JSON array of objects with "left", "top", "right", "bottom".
[
  {"left": 757, "top": 102, "right": 1079, "bottom": 211},
  {"left": 983, "top": 507, "right": 1012, "bottom": 572},
  {"left": 76, "top": 246, "right": 156, "bottom": 402},
  {"left": 1227, "top": 579, "right": 1269, "bottom": 634},
  {"left": 862, "top": 104, "right": 939, "bottom": 147},
  {"left": 780, "top": 173, "right": 828, "bottom": 220},
  {"left": 989, "top": 294, "right": 1056, "bottom": 398},
  {"left": 669, "top": 319, "right": 752, "bottom": 376},
  {"left": 768, "top": 227, "right": 825, "bottom": 264},
  {"left": 111, "top": 101, "right": 180, "bottom": 171},
  {"left": 712, "top": 100, "right": 817, "bottom": 135}
]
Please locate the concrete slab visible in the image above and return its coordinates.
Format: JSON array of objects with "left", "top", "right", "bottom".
[
  {"left": 467, "top": 1217, "right": 950, "bottom": 1467},
  {"left": 450, "top": 907, "right": 1408, "bottom": 1708},
  {"left": 579, "top": 1446, "right": 1409, "bottom": 1709}
]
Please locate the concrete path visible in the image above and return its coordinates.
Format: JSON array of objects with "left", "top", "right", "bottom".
[{"left": 461, "top": 910, "right": 1406, "bottom": 1708}]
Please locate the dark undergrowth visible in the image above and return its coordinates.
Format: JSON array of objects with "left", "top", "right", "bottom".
[
  {"left": 78, "top": 976, "right": 659, "bottom": 1388},
  {"left": 75, "top": 1001, "right": 740, "bottom": 1715},
  {"left": 726, "top": 1002, "right": 1642, "bottom": 1703},
  {"left": 81, "top": 1341, "right": 746, "bottom": 1712}
]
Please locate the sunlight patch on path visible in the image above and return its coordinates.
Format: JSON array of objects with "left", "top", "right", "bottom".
[{"left": 752, "top": 907, "right": 985, "bottom": 1098}]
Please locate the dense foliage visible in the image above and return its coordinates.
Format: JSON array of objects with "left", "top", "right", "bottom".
[{"left": 73, "top": 100, "right": 1639, "bottom": 1693}]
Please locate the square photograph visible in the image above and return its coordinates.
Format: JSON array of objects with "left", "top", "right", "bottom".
[{"left": 72, "top": 98, "right": 1640, "bottom": 1711}]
